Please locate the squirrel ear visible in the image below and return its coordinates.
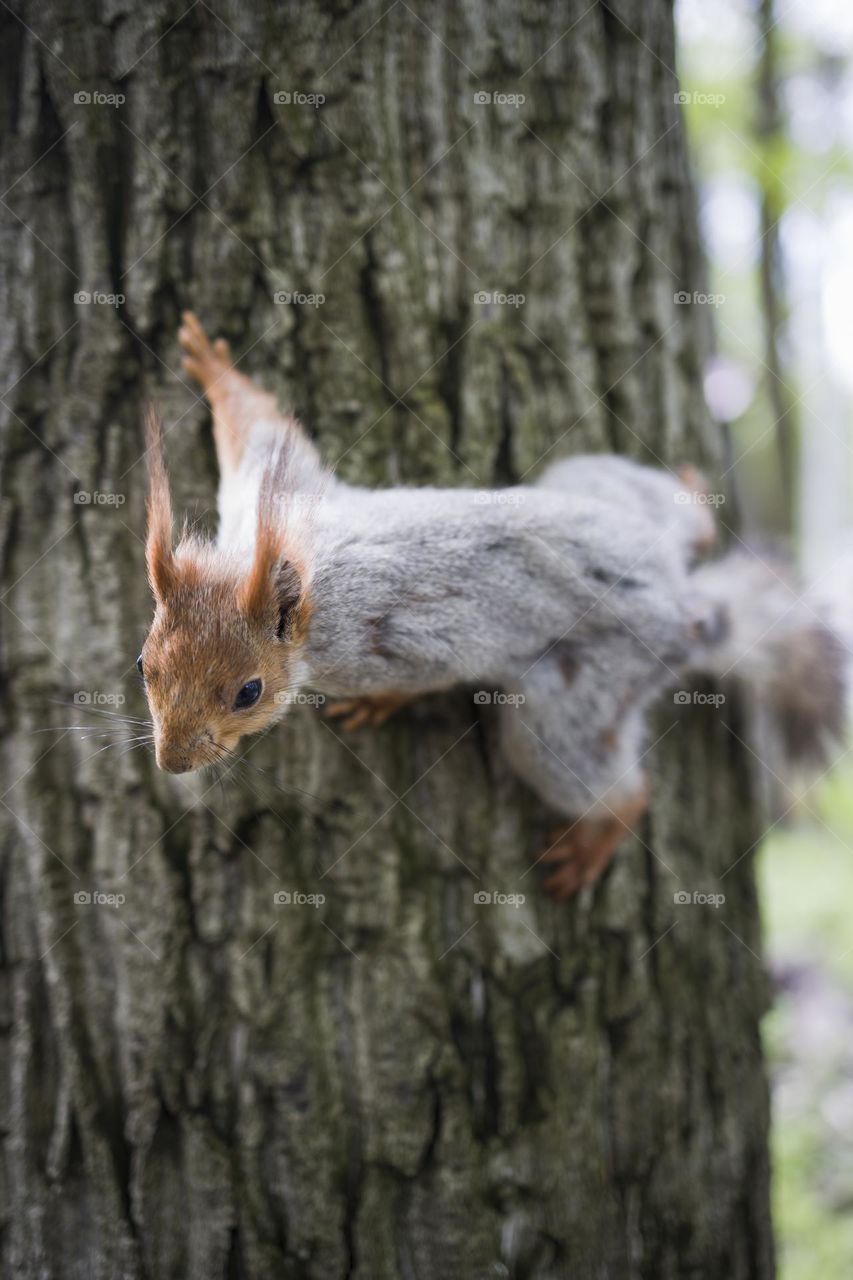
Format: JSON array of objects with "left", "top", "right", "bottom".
[
  {"left": 275, "top": 559, "right": 303, "bottom": 639},
  {"left": 143, "top": 407, "right": 177, "bottom": 600},
  {"left": 239, "top": 445, "right": 307, "bottom": 633},
  {"left": 239, "top": 524, "right": 303, "bottom": 631}
]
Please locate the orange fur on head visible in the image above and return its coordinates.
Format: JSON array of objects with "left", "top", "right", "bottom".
[
  {"left": 139, "top": 429, "right": 313, "bottom": 773},
  {"left": 144, "top": 408, "right": 177, "bottom": 600}
]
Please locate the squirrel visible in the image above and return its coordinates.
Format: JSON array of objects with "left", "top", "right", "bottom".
[{"left": 137, "top": 311, "right": 847, "bottom": 900}]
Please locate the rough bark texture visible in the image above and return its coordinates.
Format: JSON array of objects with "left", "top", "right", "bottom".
[{"left": 0, "top": 2, "right": 775, "bottom": 1278}]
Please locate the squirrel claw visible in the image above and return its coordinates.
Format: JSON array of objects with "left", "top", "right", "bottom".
[{"left": 325, "top": 693, "right": 411, "bottom": 731}]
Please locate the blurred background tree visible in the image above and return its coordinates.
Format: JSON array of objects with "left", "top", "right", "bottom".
[{"left": 677, "top": 2, "right": 853, "bottom": 1276}]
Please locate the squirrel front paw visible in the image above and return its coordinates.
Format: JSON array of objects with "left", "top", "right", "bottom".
[
  {"left": 324, "top": 693, "right": 413, "bottom": 731},
  {"left": 178, "top": 310, "right": 232, "bottom": 394}
]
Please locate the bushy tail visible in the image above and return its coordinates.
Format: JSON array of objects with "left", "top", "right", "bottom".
[{"left": 689, "top": 550, "right": 848, "bottom": 770}]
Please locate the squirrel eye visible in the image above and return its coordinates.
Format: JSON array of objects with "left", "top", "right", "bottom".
[
  {"left": 234, "top": 678, "right": 262, "bottom": 710},
  {"left": 136, "top": 654, "right": 144, "bottom": 676}
]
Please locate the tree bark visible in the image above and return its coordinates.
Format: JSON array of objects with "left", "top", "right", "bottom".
[
  {"left": 756, "top": 0, "right": 798, "bottom": 534},
  {"left": 0, "top": 2, "right": 775, "bottom": 1278}
]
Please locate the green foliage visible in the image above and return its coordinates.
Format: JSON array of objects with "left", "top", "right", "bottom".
[{"left": 759, "top": 764, "right": 853, "bottom": 1280}]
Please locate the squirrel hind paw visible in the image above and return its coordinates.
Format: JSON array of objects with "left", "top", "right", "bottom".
[
  {"left": 536, "top": 822, "right": 612, "bottom": 900},
  {"left": 178, "top": 312, "right": 231, "bottom": 390},
  {"left": 539, "top": 821, "right": 624, "bottom": 900},
  {"left": 325, "top": 693, "right": 411, "bottom": 731}
]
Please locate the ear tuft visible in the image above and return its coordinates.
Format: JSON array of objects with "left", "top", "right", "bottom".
[
  {"left": 239, "top": 445, "right": 306, "bottom": 634},
  {"left": 239, "top": 523, "right": 282, "bottom": 622},
  {"left": 144, "top": 406, "right": 176, "bottom": 600}
]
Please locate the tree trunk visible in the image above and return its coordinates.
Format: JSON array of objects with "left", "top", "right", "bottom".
[{"left": 0, "top": 2, "right": 775, "bottom": 1277}]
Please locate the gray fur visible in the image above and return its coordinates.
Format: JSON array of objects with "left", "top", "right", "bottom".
[
  {"left": 689, "top": 550, "right": 847, "bottom": 768},
  {"left": 224, "top": 423, "right": 846, "bottom": 822}
]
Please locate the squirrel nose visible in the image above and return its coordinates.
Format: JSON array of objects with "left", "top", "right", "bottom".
[{"left": 155, "top": 741, "right": 196, "bottom": 774}]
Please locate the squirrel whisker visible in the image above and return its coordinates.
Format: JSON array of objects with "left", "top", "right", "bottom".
[
  {"left": 79, "top": 735, "right": 156, "bottom": 764},
  {"left": 49, "top": 700, "right": 153, "bottom": 728},
  {"left": 228, "top": 762, "right": 299, "bottom": 834},
  {"left": 234, "top": 754, "right": 322, "bottom": 806},
  {"left": 27, "top": 726, "right": 143, "bottom": 736}
]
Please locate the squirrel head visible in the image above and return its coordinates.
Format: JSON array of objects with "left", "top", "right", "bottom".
[{"left": 139, "top": 411, "right": 311, "bottom": 773}]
